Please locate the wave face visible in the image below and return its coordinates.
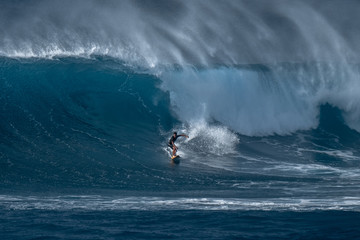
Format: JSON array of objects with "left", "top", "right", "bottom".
[{"left": 0, "top": 57, "right": 176, "bottom": 190}]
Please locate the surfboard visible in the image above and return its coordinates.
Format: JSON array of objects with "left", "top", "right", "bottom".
[
  {"left": 171, "top": 155, "right": 180, "bottom": 164},
  {"left": 171, "top": 155, "right": 180, "bottom": 160}
]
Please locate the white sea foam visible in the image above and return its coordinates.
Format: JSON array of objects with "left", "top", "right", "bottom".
[
  {"left": 1, "top": 195, "right": 360, "bottom": 212},
  {"left": 264, "top": 163, "right": 341, "bottom": 175},
  {"left": 298, "top": 148, "right": 360, "bottom": 161}
]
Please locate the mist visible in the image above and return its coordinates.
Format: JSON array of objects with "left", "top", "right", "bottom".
[{"left": 1, "top": 0, "right": 359, "bottom": 66}]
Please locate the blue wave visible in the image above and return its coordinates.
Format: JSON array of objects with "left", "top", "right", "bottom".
[{"left": 1, "top": 56, "right": 360, "bottom": 194}]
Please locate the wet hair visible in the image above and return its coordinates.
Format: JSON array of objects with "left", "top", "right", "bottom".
[{"left": 173, "top": 132, "right": 177, "bottom": 135}]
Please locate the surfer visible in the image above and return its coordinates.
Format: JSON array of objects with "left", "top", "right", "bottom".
[{"left": 168, "top": 132, "right": 189, "bottom": 157}]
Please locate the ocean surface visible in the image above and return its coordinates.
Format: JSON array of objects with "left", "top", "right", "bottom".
[{"left": 1, "top": 1, "right": 360, "bottom": 239}]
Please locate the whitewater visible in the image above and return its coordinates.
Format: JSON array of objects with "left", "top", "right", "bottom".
[{"left": 1, "top": 0, "right": 360, "bottom": 239}]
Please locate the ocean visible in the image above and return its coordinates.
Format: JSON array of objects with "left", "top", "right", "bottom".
[{"left": 1, "top": 1, "right": 360, "bottom": 239}]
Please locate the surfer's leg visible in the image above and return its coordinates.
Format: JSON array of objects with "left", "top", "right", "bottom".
[
  {"left": 168, "top": 144, "right": 176, "bottom": 157},
  {"left": 172, "top": 146, "right": 177, "bottom": 156}
]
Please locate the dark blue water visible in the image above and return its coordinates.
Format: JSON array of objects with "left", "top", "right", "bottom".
[{"left": 2, "top": 209, "right": 360, "bottom": 240}]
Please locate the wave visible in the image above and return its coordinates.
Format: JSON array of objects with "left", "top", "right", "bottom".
[
  {"left": 2, "top": 57, "right": 358, "bottom": 144},
  {"left": 1, "top": 0, "right": 360, "bottom": 136},
  {"left": 1, "top": 56, "right": 360, "bottom": 201},
  {"left": 2, "top": 1, "right": 360, "bottom": 137},
  {"left": 1, "top": 0, "right": 360, "bottom": 191}
]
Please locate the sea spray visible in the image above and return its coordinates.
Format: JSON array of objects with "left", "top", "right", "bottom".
[{"left": 1, "top": 0, "right": 359, "bottom": 66}]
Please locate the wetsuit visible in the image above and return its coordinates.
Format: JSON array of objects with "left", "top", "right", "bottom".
[{"left": 168, "top": 135, "right": 179, "bottom": 149}]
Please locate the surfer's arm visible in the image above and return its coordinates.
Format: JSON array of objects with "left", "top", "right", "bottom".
[{"left": 179, "top": 134, "right": 189, "bottom": 138}]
